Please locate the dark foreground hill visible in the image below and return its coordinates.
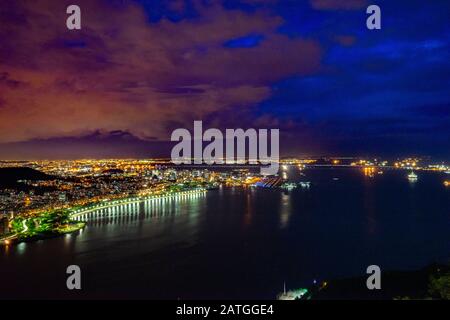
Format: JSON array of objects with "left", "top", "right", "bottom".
[{"left": 311, "top": 263, "right": 449, "bottom": 300}]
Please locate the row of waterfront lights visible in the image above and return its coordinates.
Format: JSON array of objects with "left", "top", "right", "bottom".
[{"left": 70, "top": 189, "right": 207, "bottom": 216}]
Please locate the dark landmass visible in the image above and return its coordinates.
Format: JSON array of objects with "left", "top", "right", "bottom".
[
  {"left": 0, "top": 167, "right": 54, "bottom": 181},
  {"left": 15, "top": 222, "right": 86, "bottom": 244},
  {"left": 311, "top": 263, "right": 450, "bottom": 300},
  {"left": 0, "top": 167, "right": 56, "bottom": 190}
]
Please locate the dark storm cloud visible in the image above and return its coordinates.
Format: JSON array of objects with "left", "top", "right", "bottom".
[
  {"left": 0, "top": 72, "right": 27, "bottom": 89},
  {"left": 0, "top": 0, "right": 322, "bottom": 145},
  {"left": 0, "top": 0, "right": 448, "bottom": 159},
  {"left": 310, "top": 0, "right": 367, "bottom": 10},
  {"left": 408, "top": 104, "right": 450, "bottom": 119}
]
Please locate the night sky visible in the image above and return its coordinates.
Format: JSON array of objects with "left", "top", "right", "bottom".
[{"left": 0, "top": 0, "right": 449, "bottom": 159}]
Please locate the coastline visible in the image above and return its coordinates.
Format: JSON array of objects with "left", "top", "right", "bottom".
[
  {"left": 1, "top": 188, "right": 207, "bottom": 246},
  {"left": 9, "top": 221, "right": 86, "bottom": 245}
]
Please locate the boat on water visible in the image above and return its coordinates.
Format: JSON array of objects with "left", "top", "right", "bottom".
[
  {"left": 408, "top": 171, "right": 418, "bottom": 182},
  {"left": 277, "top": 283, "right": 308, "bottom": 300},
  {"left": 280, "top": 181, "right": 311, "bottom": 191},
  {"left": 299, "top": 181, "right": 311, "bottom": 188}
]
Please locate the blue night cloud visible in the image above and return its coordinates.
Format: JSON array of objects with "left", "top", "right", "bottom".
[{"left": 224, "top": 34, "right": 265, "bottom": 48}]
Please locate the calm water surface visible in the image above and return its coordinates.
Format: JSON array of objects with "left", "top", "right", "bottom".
[{"left": 1, "top": 168, "right": 449, "bottom": 299}]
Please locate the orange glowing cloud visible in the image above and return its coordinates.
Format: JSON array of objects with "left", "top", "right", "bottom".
[{"left": 0, "top": 0, "right": 322, "bottom": 143}]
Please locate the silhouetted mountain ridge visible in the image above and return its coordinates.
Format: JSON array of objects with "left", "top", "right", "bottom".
[{"left": 0, "top": 167, "right": 54, "bottom": 188}]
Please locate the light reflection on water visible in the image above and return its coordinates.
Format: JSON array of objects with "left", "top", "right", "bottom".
[
  {"left": 0, "top": 168, "right": 449, "bottom": 299},
  {"left": 16, "top": 242, "right": 27, "bottom": 256},
  {"left": 279, "top": 192, "right": 291, "bottom": 229}
]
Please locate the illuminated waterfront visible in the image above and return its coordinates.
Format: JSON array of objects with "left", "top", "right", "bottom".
[
  {"left": 0, "top": 167, "right": 448, "bottom": 299},
  {"left": 70, "top": 189, "right": 207, "bottom": 222},
  {"left": 0, "top": 189, "right": 208, "bottom": 245}
]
